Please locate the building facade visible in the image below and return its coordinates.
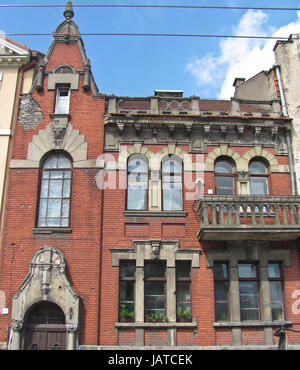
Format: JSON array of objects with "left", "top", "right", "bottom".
[
  {"left": 1, "top": 3, "right": 300, "bottom": 350},
  {"left": 0, "top": 38, "right": 42, "bottom": 236}
]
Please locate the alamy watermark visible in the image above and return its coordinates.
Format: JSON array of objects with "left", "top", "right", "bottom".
[{"left": 95, "top": 149, "right": 205, "bottom": 201}]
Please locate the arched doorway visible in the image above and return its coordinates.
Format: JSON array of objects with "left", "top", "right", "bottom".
[{"left": 24, "top": 301, "right": 66, "bottom": 350}]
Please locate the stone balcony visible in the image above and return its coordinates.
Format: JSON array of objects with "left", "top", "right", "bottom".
[{"left": 197, "top": 195, "right": 300, "bottom": 241}]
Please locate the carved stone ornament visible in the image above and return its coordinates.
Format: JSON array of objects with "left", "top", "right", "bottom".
[
  {"left": 150, "top": 240, "right": 161, "bottom": 259},
  {"left": 11, "top": 319, "right": 23, "bottom": 331},
  {"left": 54, "top": 65, "right": 74, "bottom": 74},
  {"left": 236, "top": 170, "right": 251, "bottom": 181},
  {"left": 51, "top": 117, "right": 69, "bottom": 147},
  {"left": 10, "top": 246, "right": 80, "bottom": 350}
]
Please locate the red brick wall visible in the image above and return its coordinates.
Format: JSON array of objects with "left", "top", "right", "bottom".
[{"left": 0, "top": 38, "right": 105, "bottom": 347}]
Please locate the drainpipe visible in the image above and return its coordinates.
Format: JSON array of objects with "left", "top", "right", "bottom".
[{"left": 273, "top": 63, "right": 296, "bottom": 195}]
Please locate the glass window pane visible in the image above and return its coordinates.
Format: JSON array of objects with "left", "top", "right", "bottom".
[
  {"left": 120, "top": 263, "right": 135, "bottom": 278},
  {"left": 215, "top": 160, "right": 233, "bottom": 174},
  {"left": 128, "top": 173, "right": 147, "bottom": 182},
  {"left": 47, "top": 199, "right": 61, "bottom": 217},
  {"left": 176, "top": 263, "right": 191, "bottom": 279},
  {"left": 49, "top": 180, "right": 63, "bottom": 198},
  {"left": 215, "top": 303, "right": 228, "bottom": 321},
  {"left": 128, "top": 157, "right": 147, "bottom": 173},
  {"left": 163, "top": 188, "right": 182, "bottom": 210},
  {"left": 43, "top": 154, "right": 58, "bottom": 169},
  {"left": 63, "top": 180, "right": 71, "bottom": 198},
  {"left": 239, "top": 281, "right": 259, "bottom": 321},
  {"left": 62, "top": 200, "right": 70, "bottom": 218},
  {"left": 61, "top": 218, "right": 69, "bottom": 227},
  {"left": 57, "top": 155, "right": 71, "bottom": 169},
  {"left": 214, "top": 282, "right": 228, "bottom": 301},
  {"left": 238, "top": 264, "right": 257, "bottom": 278},
  {"left": 145, "top": 263, "right": 165, "bottom": 278},
  {"left": 119, "top": 281, "right": 135, "bottom": 302},
  {"left": 268, "top": 264, "right": 281, "bottom": 278},
  {"left": 271, "top": 302, "right": 284, "bottom": 321},
  {"left": 50, "top": 171, "right": 64, "bottom": 179},
  {"left": 270, "top": 281, "right": 283, "bottom": 301},
  {"left": 38, "top": 217, "right": 46, "bottom": 227},
  {"left": 162, "top": 159, "right": 182, "bottom": 173},
  {"left": 39, "top": 199, "right": 48, "bottom": 217},
  {"left": 250, "top": 160, "right": 267, "bottom": 174},
  {"left": 177, "top": 282, "right": 190, "bottom": 304},
  {"left": 64, "top": 170, "right": 72, "bottom": 179},
  {"left": 127, "top": 185, "right": 146, "bottom": 210},
  {"left": 240, "top": 308, "right": 259, "bottom": 321},
  {"left": 215, "top": 176, "right": 234, "bottom": 195},
  {"left": 40, "top": 180, "right": 49, "bottom": 198},
  {"left": 47, "top": 217, "right": 61, "bottom": 227},
  {"left": 214, "top": 263, "right": 228, "bottom": 279},
  {"left": 250, "top": 177, "right": 268, "bottom": 195},
  {"left": 144, "top": 282, "right": 165, "bottom": 315}
]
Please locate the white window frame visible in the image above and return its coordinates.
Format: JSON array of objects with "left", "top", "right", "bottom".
[{"left": 55, "top": 87, "right": 70, "bottom": 114}]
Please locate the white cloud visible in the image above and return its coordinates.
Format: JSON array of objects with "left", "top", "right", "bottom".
[{"left": 185, "top": 9, "right": 300, "bottom": 99}]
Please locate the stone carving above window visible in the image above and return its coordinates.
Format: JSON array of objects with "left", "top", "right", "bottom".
[{"left": 54, "top": 65, "right": 75, "bottom": 74}]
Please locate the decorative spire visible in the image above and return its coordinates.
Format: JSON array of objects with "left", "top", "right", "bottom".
[{"left": 64, "top": 1, "right": 74, "bottom": 20}]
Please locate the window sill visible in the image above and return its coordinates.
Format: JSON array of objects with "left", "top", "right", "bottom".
[
  {"left": 115, "top": 320, "right": 197, "bottom": 329},
  {"left": 32, "top": 227, "right": 72, "bottom": 234},
  {"left": 213, "top": 320, "right": 292, "bottom": 328},
  {"left": 124, "top": 210, "right": 188, "bottom": 218}
]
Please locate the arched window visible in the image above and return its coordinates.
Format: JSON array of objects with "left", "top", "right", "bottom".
[
  {"left": 26, "top": 301, "right": 65, "bottom": 325},
  {"left": 214, "top": 157, "right": 235, "bottom": 195},
  {"left": 249, "top": 158, "right": 269, "bottom": 195},
  {"left": 162, "top": 156, "right": 182, "bottom": 210},
  {"left": 127, "top": 155, "right": 148, "bottom": 210},
  {"left": 37, "top": 152, "right": 72, "bottom": 227}
]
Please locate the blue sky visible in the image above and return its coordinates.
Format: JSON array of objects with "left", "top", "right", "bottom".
[{"left": 1, "top": 0, "right": 300, "bottom": 99}]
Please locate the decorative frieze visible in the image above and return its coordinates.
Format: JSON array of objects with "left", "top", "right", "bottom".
[{"left": 104, "top": 114, "right": 290, "bottom": 155}]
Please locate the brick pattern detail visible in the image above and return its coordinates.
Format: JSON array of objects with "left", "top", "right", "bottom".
[{"left": 144, "top": 329, "right": 168, "bottom": 346}]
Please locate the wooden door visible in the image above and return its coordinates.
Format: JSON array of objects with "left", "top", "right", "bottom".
[{"left": 24, "top": 301, "right": 66, "bottom": 350}]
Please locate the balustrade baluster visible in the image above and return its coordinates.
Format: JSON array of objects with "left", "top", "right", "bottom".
[{"left": 282, "top": 203, "right": 288, "bottom": 225}]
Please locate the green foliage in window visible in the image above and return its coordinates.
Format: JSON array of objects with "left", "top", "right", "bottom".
[
  {"left": 145, "top": 313, "right": 169, "bottom": 323},
  {"left": 177, "top": 305, "right": 192, "bottom": 322},
  {"left": 119, "top": 304, "right": 135, "bottom": 322}
]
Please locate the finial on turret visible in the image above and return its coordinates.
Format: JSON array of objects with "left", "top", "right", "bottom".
[{"left": 64, "top": 1, "right": 74, "bottom": 20}]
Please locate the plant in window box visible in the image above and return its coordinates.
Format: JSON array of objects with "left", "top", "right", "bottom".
[
  {"left": 177, "top": 306, "right": 192, "bottom": 322},
  {"left": 145, "top": 313, "right": 169, "bottom": 323},
  {"left": 119, "top": 304, "right": 135, "bottom": 322}
]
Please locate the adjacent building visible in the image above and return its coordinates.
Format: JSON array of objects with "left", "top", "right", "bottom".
[
  {"left": 1, "top": 2, "right": 300, "bottom": 350},
  {"left": 0, "top": 37, "right": 42, "bottom": 234}
]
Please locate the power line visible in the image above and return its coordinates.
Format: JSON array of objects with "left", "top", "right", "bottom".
[
  {"left": 0, "top": 4, "right": 299, "bottom": 12},
  {"left": 4, "top": 32, "right": 290, "bottom": 40}
]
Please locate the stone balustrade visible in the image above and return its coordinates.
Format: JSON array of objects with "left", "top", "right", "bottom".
[{"left": 197, "top": 195, "right": 300, "bottom": 241}]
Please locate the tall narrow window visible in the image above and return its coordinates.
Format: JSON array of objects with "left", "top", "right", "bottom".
[
  {"left": 238, "top": 263, "right": 259, "bottom": 320},
  {"left": 162, "top": 156, "right": 182, "bottom": 210},
  {"left": 38, "top": 152, "right": 72, "bottom": 227},
  {"left": 55, "top": 87, "right": 70, "bottom": 114},
  {"left": 249, "top": 159, "right": 269, "bottom": 195},
  {"left": 214, "top": 157, "right": 235, "bottom": 195},
  {"left": 268, "top": 263, "right": 284, "bottom": 321},
  {"left": 176, "top": 262, "right": 191, "bottom": 321},
  {"left": 214, "top": 263, "right": 229, "bottom": 322},
  {"left": 144, "top": 262, "right": 166, "bottom": 318},
  {"left": 127, "top": 155, "right": 148, "bottom": 210},
  {"left": 119, "top": 262, "right": 135, "bottom": 322}
]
